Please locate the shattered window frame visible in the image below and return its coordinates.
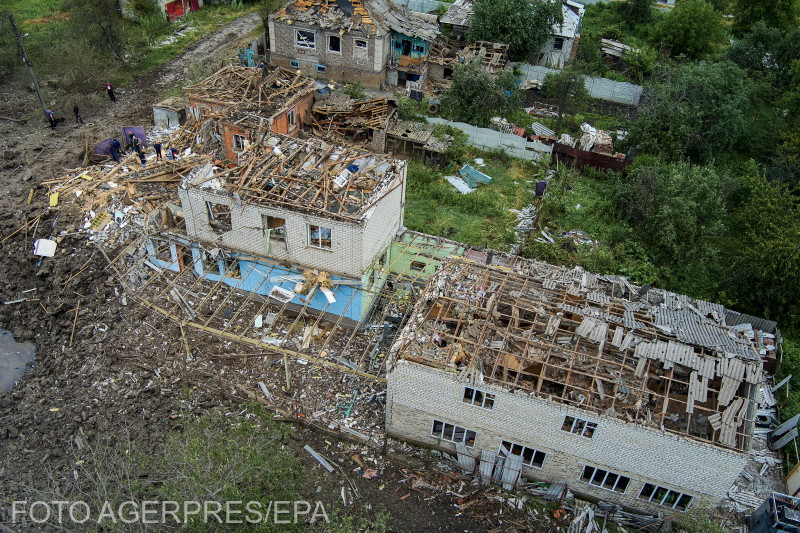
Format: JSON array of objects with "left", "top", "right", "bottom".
[
  {"left": 328, "top": 35, "right": 341, "bottom": 53},
  {"left": 431, "top": 419, "right": 477, "bottom": 447},
  {"left": 639, "top": 484, "right": 694, "bottom": 510},
  {"left": 463, "top": 386, "right": 495, "bottom": 409},
  {"left": 262, "top": 214, "right": 286, "bottom": 242},
  {"left": 232, "top": 133, "right": 246, "bottom": 153},
  {"left": 219, "top": 255, "right": 242, "bottom": 279},
  {"left": 499, "top": 440, "right": 546, "bottom": 469},
  {"left": 581, "top": 466, "right": 630, "bottom": 494},
  {"left": 295, "top": 29, "right": 316, "bottom": 49},
  {"left": 152, "top": 239, "right": 173, "bottom": 263},
  {"left": 409, "top": 260, "right": 426, "bottom": 272},
  {"left": 308, "top": 224, "right": 332, "bottom": 250},
  {"left": 562, "top": 415, "right": 598, "bottom": 438},
  {"left": 354, "top": 39, "right": 368, "bottom": 49},
  {"left": 412, "top": 44, "right": 425, "bottom": 54},
  {"left": 206, "top": 201, "right": 232, "bottom": 234}
]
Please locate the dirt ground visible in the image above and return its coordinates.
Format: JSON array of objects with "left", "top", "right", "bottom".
[{"left": 0, "top": 12, "right": 527, "bottom": 533}]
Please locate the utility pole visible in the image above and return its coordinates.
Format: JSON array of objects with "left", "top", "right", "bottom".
[{"left": 8, "top": 15, "right": 48, "bottom": 119}]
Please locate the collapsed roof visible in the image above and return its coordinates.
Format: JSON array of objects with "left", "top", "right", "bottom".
[
  {"left": 185, "top": 65, "right": 316, "bottom": 117},
  {"left": 273, "top": 0, "right": 439, "bottom": 41},
  {"left": 391, "top": 259, "right": 763, "bottom": 452},
  {"left": 428, "top": 39, "right": 509, "bottom": 72},
  {"left": 183, "top": 133, "right": 405, "bottom": 222}
]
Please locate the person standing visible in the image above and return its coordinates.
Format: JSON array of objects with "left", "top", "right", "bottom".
[
  {"left": 73, "top": 103, "right": 84, "bottom": 124},
  {"left": 110, "top": 138, "right": 121, "bottom": 163},
  {"left": 45, "top": 109, "right": 56, "bottom": 129},
  {"left": 106, "top": 81, "right": 116, "bottom": 102},
  {"left": 132, "top": 135, "right": 142, "bottom": 155},
  {"left": 139, "top": 149, "right": 147, "bottom": 170},
  {"left": 153, "top": 142, "right": 163, "bottom": 161}
]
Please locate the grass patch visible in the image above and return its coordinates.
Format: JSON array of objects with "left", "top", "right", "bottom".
[
  {"left": 404, "top": 154, "right": 541, "bottom": 250},
  {"left": 521, "top": 167, "right": 660, "bottom": 284}
]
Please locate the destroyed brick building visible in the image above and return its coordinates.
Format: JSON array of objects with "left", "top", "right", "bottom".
[
  {"left": 268, "top": 0, "right": 439, "bottom": 89},
  {"left": 386, "top": 259, "right": 764, "bottom": 513},
  {"left": 146, "top": 133, "right": 406, "bottom": 323},
  {"left": 184, "top": 65, "right": 317, "bottom": 160}
]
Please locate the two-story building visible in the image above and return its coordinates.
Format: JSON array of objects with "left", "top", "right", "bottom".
[
  {"left": 147, "top": 133, "right": 407, "bottom": 324},
  {"left": 387, "top": 258, "right": 763, "bottom": 513},
  {"left": 268, "top": 0, "right": 439, "bottom": 89}
]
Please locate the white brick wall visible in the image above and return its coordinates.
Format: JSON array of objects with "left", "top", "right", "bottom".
[
  {"left": 179, "top": 172, "right": 404, "bottom": 278},
  {"left": 386, "top": 360, "right": 747, "bottom": 512}
]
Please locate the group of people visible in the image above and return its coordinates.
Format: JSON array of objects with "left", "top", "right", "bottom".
[
  {"left": 45, "top": 80, "right": 180, "bottom": 169},
  {"left": 109, "top": 136, "right": 180, "bottom": 169},
  {"left": 109, "top": 135, "right": 179, "bottom": 169},
  {"left": 43, "top": 80, "right": 117, "bottom": 129}
]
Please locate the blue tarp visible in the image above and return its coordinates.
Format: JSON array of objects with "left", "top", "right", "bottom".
[{"left": 458, "top": 164, "right": 493, "bottom": 188}]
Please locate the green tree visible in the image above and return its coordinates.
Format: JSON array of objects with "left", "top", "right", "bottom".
[
  {"left": 65, "top": 0, "right": 128, "bottom": 63},
  {"left": 541, "top": 66, "right": 590, "bottom": 132},
  {"left": 467, "top": 0, "right": 563, "bottom": 61},
  {"left": 725, "top": 23, "right": 800, "bottom": 95},
  {"left": 655, "top": 0, "right": 725, "bottom": 59},
  {"left": 613, "top": 158, "right": 728, "bottom": 261},
  {"left": 626, "top": 61, "right": 752, "bottom": 163},
  {"left": 440, "top": 61, "right": 521, "bottom": 127},
  {"left": 719, "top": 165, "right": 800, "bottom": 329},
  {"left": 623, "top": 0, "right": 653, "bottom": 25},
  {"left": 732, "top": 0, "right": 797, "bottom": 36}
]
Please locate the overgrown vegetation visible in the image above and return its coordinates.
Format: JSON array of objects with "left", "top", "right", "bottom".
[{"left": 440, "top": 60, "right": 520, "bottom": 127}]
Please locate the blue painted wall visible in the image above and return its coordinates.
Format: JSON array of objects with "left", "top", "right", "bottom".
[{"left": 147, "top": 237, "right": 371, "bottom": 322}]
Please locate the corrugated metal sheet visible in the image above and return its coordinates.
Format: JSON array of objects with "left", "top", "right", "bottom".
[
  {"left": 514, "top": 63, "right": 644, "bottom": 106},
  {"left": 724, "top": 309, "right": 778, "bottom": 334}
]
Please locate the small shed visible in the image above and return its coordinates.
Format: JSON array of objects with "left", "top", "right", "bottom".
[{"left": 153, "top": 97, "right": 187, "bottom": 129}]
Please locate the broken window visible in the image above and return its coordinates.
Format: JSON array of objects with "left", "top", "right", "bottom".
[
  {"left": 219, "top": 255, "right": 241, "bottom": 278},
  {"left": 581, "top": 466, "right": 630, "bottom": 494},
  {"left": 328, "top": 35, "right": 341, "bottom": 53},
  {"left": 232, "top": 133, "right": 246, "bottom": 153},
  {"left": 412, "top": 44, "right": 425, "bottom": 54},
  {"left": 553, "top": 38, "right": 565, "bottom": 51},
  {"left": 262, "top": 214, "right": 286, "bottom": 242},
  {"left": 296, "top": 30, "right": 315, "bottom": 49},
  {"left": 354, "top": 39, "right": 368, "bottom": 60},
  {"left": 152, "top": 239, "right": 172, "bottom": 262},
  {"left": 206, "top": 201, "right": 232, "bottom": 234},
  {"left": 316, "top": 64, "right": 326, "bottom": 73},
  {"left": 431, "top": 419, "right": 476, "bottom": 446},
  {"left": 290, "top": 60, "right": 300, "bottom": 69},
  {"left": 639, "top": 484, "right": 694, "bottom": 510},
  {"left": 562, "top": 415, "right": 598, "bottom": 438},
  {"left": 463, "top": 386, "right": 495, "bottom": 409},
  {"left": 308, "top": 224, "right": 332, "bottom": 250},
  {"left": 499, "top": 441, "right": 546, "bottom": 469},
  {"left": 287, "top": 108, "right": 297, "bottom": 126},
  {"left": 409, "top": 260, "right": 426, "bottom": 272}
]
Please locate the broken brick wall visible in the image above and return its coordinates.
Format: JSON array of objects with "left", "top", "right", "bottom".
[
  {"left": 386, "top": 360, "right": 747, "bottom": 514},
  {"left": 268, "top": 18, "right": 389, "bottom": 89}
]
